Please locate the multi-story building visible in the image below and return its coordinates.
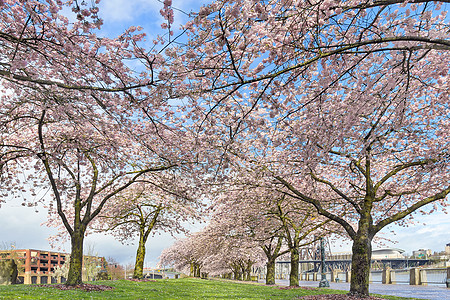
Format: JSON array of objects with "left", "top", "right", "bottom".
[
  {"left": 0, "top": 249, "right": 106, "bottom": 284},
  {"left": 412, "top": 248, "right": 432, "bottom": 259}
]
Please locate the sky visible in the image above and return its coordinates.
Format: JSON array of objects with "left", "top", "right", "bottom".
[{"left": 1, "top": 0, "right": 449, "bottom": 268}]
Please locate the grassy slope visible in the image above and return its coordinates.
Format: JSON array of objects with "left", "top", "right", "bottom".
[{"left": 0, "top": 278, "right": 420, "bottom": 300}]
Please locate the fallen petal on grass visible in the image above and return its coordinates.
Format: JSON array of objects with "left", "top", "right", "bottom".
[{"left": 38, "top": 284, "right": 115, "bottom": 292}]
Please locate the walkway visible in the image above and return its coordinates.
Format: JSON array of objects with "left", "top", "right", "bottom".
[{"left": 275, "top": 279, "right": 450, "bottom": 300}]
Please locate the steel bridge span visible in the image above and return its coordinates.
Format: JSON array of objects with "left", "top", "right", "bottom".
[{"left": 277, "top": 259, "right": 430, "bottom": 272}]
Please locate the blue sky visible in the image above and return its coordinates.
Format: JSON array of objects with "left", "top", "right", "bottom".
[{"left": 1, "top": 0, "right": 449, "bottom": 267}]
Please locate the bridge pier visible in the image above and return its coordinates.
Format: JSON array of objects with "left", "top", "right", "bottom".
[
  {"left": 410, "top": 268, "right": 427, "bottom": 286},
  {"left": 447, "top": 267, "right": 450, "bottom": 288},
  {"left": 390, "top": 270, "right": 396, "bottom": 284},
  {"left": 382, "top": 268, "right": 391, "bottom": 284}
]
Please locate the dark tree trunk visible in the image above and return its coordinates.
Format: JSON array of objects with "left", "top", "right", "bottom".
[
  {"left": 245, "top": 269, "right": 251, "bottom": 281},
  {"left": 239, "top": 266, "right": 245, "bottom": 281},
  {"left": 66, "top": 228, "right": 85, "bottom": 285},
  {"left": 289, "top": 248, "right": 300, "bottom": 286},
  {"left": 348, "top": 206, "right": 374, "bottom": 297},
  {"left": 133, "top": 234, "right": 146, "bottom": 279},
  {"left": 263, "top": 236, "right": 285, "bottom": 285},
  {"left": 244, "top": 260, "right": 252, "bottom": 281},
  {"left": 133, "top": 209, "right": 158, "bottom": 279},
  {"left": 233, "top": 267, "right": 239, "bottom": 280},
  {"left": 266, "top": 259, "right": 276, "bottom": 285},
  {"left": 349, "top": 234, "right": 372, "bottom": 296}
]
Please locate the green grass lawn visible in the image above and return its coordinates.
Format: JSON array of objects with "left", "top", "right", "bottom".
[{"left": 0, "top": 278, "right": 419, "bottom": 300}]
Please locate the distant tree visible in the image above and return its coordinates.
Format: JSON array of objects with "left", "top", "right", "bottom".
[
  {"left": 267, "top": 195, "right": 335, "bottom": 287},
  {"left": 197, "top": 221, "right": 266, "bottom": 280},
  {"left": 159, "top": 236, "right": 204, "bottom": 277},
  {"left": 52, "top": 257, "right": 70, "bottom": 283},
  {"left": 0, "top": 242, "right": 16, "bottom": 251},
  {"left": 212, "top": 185, "right": 339, "bottom": 286},
  {"left": 205, "top": 186, "right": 286, "bottom": 284},
  {"left": 106, "top": 257, "right": 125, "bottom": 280},
  {"left": 212, "top": 189, "right": 288, "bottom": 285},
  {"left": 83, "top": 244, "right": 104, "bottom": 282}
]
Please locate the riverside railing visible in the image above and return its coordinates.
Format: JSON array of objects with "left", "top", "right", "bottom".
[
  {"left": 382, "top": 267, "right": 449, "bottom": 286},
  {"left": 299, "top": 266, "right": 450, "bottom": 287}
]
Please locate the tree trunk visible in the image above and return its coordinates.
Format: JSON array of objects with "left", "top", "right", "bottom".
[
  {"left": 244, "top": 260, "right": 252, "bottom": 281},
  {"left": 349, "top": 229, "right": 373, "bottom": 296},
  {"left": 194, "top": 263, "right": 201, "bottom": 277},
  {"left": 240, "top": 266, "right": 246, "bottom": 281},
  {"left": 233, "top": 267, "right": 239, "bottom": 280},
  {"left": 289, "top": 248, "right": 300, "bottom": 286},
  {"left": 245, "top": 268, "right": 251, "bottom": 281},
  {"left": 133, "top": 234, "right": 146, "bottom": 279},
  {"left": 65, "top": 229, "right": 85, "bottom": 285},
  {"left": 266, "top": 259, "right": 276, "bottom": 285}
]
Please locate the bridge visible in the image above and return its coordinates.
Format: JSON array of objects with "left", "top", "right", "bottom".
[
  {"left": 276, "top": 258, "right": 431, "bottom": 272},
  {"left": 276, "top": 241, "right": 432, "bottom": 272}
]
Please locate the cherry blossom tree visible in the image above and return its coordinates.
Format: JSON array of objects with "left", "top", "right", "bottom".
[
  {"left": 10, "top": 100, "right": 183, "bottom": 285},
  {"left": 165, "top": 178, "right": 331, "bottom": 284},
  {"left": 211, "top": 174, "right": 340, "bottom": 286},
  {"left": 266, "top": 194, "right": 336, "bottom": 286},
  {"left": 214, "top": 192, "right": 288, "bottom": 285},
  {"left": 159, "top": 233, "right": 205, "bottom": 277},
  {"left": 202, "top": 226, "right": 266, "bottom": 280},
  {"left": 98, "top": 180, "right": 202, "bottom": 279},
  {"left": 207, "top": 185, "right": 287, "bottom": 284},
  {"left": 0, "top": 0, "right": 194, "bottom": 286},
  {"left": 201, "top": 202, "right": 269, "bottom": 280},
  {"left": 166, "top": 0, "right": 450, "bottom": 296},
  {"left": 159, "top": 220, "right": 266, "bottom": 280}
]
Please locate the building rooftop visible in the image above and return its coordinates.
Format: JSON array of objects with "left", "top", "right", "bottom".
[{"left": 372, "top": 248, "right": 405, "bottom": 254}]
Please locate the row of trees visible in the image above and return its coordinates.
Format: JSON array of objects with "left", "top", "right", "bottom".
[
  {"left": 159, "top": 183, "right": 340, "bottom": 286},
  {"left": 159, "top": 0, "right": 450, "bottom": 296},
  {"left": 1, "top": 0, "right": 449, "bottom": 297}
]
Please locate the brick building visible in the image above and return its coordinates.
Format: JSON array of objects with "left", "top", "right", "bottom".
[{"left": 0, "top": 249, "right": 106, "bottom": 284}]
